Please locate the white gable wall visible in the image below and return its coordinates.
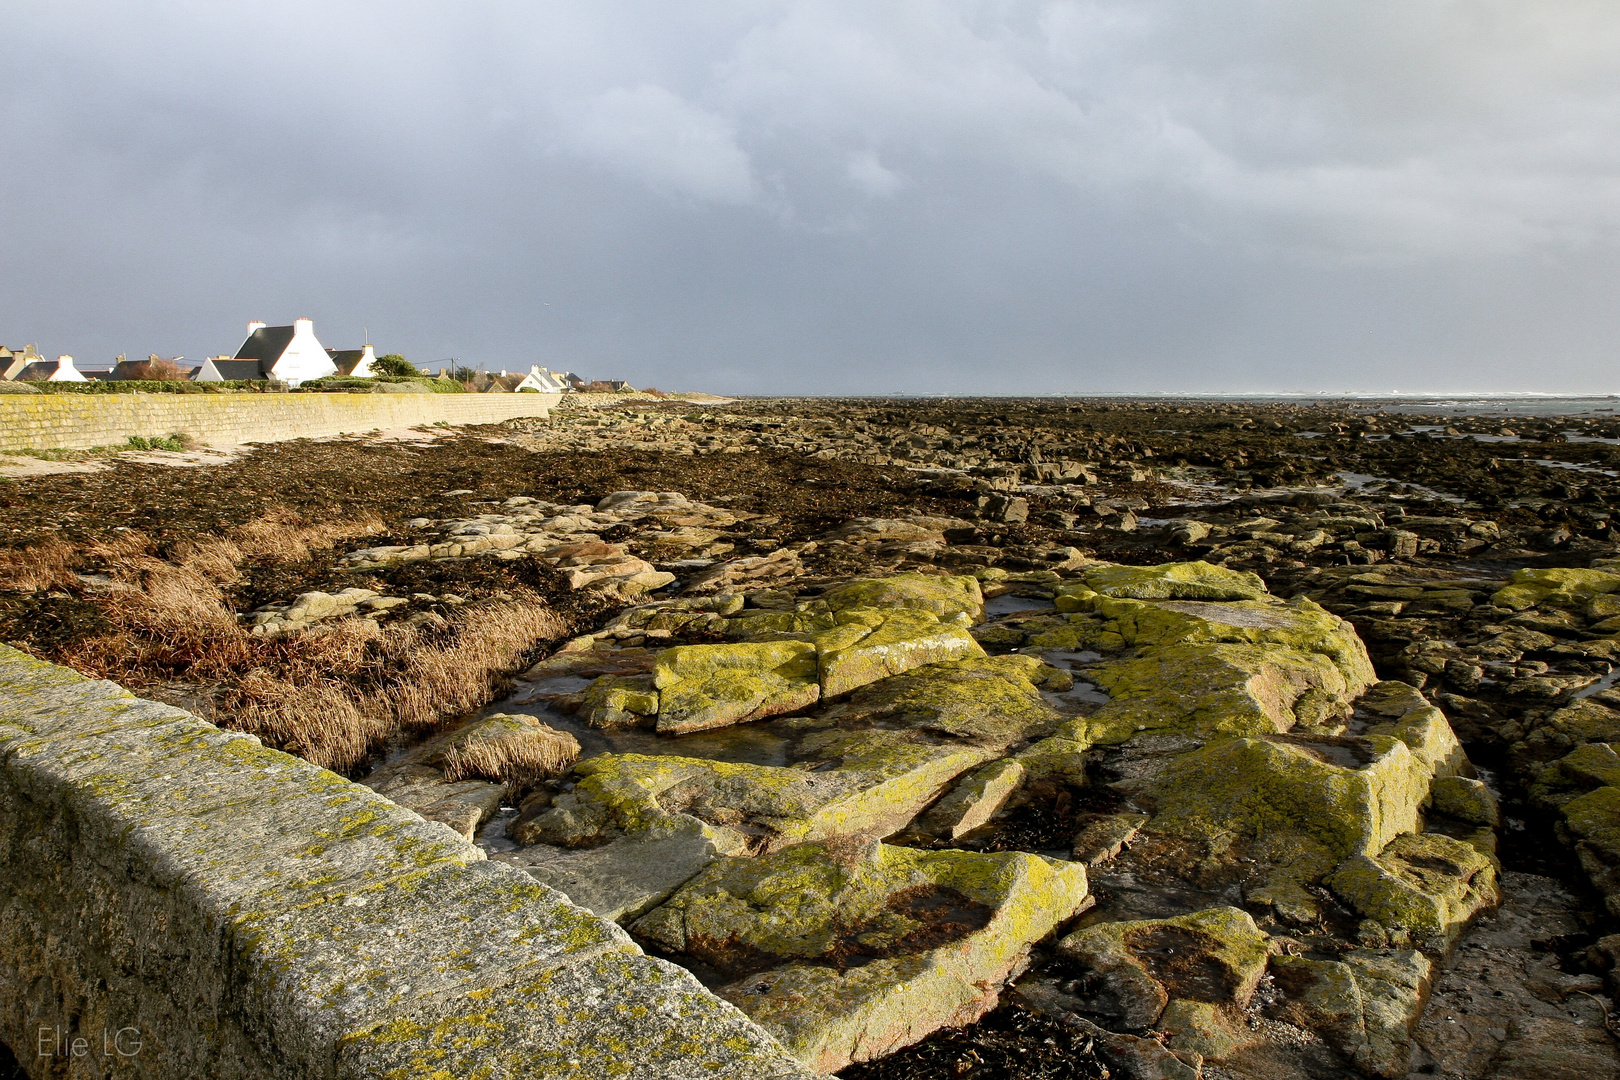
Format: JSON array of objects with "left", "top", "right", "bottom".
[
  {"left": 268, "top": 319, "right": 338, "bottom": 384},
  {"left": 350, "top": 344, "right": 377, "bottom": 378},
  {"left": 48, "top": 356, "right": 87, "bottom": 382}
]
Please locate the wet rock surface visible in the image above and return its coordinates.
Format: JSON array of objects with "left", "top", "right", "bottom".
[{"left": 8, "top": 396, "right": 1620, "bottom": 1076}]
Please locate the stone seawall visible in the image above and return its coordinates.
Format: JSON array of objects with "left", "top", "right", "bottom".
[
  {"left": 0, "top": 392, "right": 562, "bottom": 453},
  {"left": 0, "top": 645, "right": 809, "bottom": 1080}
]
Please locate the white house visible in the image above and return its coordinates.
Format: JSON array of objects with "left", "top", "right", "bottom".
[
  {"left": 514, "top": 366, "right": 567, "bottom": 393},
  {"left": 16, "top": 355, "right": 88, "bottom": 382},
  {"left": 325, "top": 343, "right": 378, "bottom": 378},
  {"left": 0, "top": 345, "right": 42, "bottom": 381},
  {"left": 219, "top": 319, "right": 337, "bottom": 385}
]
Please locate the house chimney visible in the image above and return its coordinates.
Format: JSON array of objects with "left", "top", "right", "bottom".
[
  {"left": 247, "top": 321, "right": 266, "bottom": 333},
  {"left": 293, "top": 318, "right": 314, "bottom": 335}
]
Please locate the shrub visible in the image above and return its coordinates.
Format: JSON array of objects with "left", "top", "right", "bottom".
[
  {"left": 372, "top": 353, "right": 419, "bottom": 377},
  {"left": 125, "top": 435, "right": 189, "bottom": 452}
]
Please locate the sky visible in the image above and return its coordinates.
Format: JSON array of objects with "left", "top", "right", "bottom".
[{"left": 3, "top": 2, "right": 1619, "bottom": 395}]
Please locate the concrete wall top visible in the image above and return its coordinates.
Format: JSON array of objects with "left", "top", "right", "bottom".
[
  {"left": 0, "top": 391, "right": 562, "bottom": 453},
  {"left": 0, "top": 644, "right": 810, "bottom": 1079}
]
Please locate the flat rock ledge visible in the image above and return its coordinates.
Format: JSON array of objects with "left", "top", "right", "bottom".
[{"left": 0, "top": 643, "right": 811, "bottom": 1080}]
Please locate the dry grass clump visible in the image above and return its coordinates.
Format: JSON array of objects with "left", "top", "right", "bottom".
[
  {"left": 0, "top": 537, "right": 82, "bottom": 593},
  {"left": 436, "top": 713, "right": 581, "bottom": 787},
  {"left": 223, "top": 601, "right": 567, "bottom": 772},
  {"left": 32, "top": 505, "right": 566, "bottom": 774}
]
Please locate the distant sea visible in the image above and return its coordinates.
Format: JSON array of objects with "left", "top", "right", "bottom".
[{"left": 1102, "top": 395, "right": 1620, "bottom": 418}]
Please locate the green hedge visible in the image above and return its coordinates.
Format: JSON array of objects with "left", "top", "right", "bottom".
[
  {"left": 297, "top": 376, "right": 467, "bottom": 394},
  {"left": 31, "top": 380, "right": 263, "bottom": 394}
]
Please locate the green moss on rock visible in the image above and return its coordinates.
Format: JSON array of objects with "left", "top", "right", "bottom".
[
  {"left": 1492, "top": 567, "right": 1620, "bottom": 612},
  {"left": 654, "top": 640, "right": 820, "bottom": 734},
  {"left": 1083, "top": 561, "right": 1270, "bottom": 602},
  {"left": 1151, "top": 734, "right": 1432, "bottom": 863},
  {"left": 818, "top": 573, "right": 985, "bottom": 621},
  {"left": 814, "top": 609, "right": 985, "bottom": 700},
  {"left": 1056, "top": 906, "right": 1270, "bottom": 1044},
  {"left": 632, "top": 840, "right": 1087, "bottom": 1072}
]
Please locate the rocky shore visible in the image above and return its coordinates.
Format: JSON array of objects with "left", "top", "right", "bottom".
[{"left": 4, "top": 396, "right": 1620, "bottom": 1079}]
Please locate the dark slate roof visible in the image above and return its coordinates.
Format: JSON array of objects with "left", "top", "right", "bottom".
[
  {"left": 235, "top": 325, "right": 296, "bottom": 364},
  {"left": 208, "top": 360, "right": 268, "bottom": 381},
  {"left": 326, "top": 348, "right": 366, "bottom": 376}
]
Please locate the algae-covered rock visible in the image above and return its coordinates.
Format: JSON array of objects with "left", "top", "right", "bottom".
[
  {"left": 1083, "top": 561, "right": 1269, "bottom": 602},
  {"left": 1428, "top": 775, "right": 1500, "bottom": 826},
  {"left": 522, "top": 739, "right": 997, "bottom": 854},
  {"left": 818, "top": 572, "right": 985, "bottom": 620},
  {"left": 1492, "top": 567, "right": 1620, "bottom": 611},
  {"left": 631, "top": 840, "right": 1088, "bottom": 1072},
  {"left": 917, "top": 758, "right": 1026, "bottom": 840},
  {"left": 1367, "top": 704, "right": 1467, "bottom": 779},
  {"left": 654, "top": 639, "right": 820, "bottom": 734},
  {"left": 1343, "top": 949, "right": 1433, "bottom": 1078},
  {"left": 1521, "top": 699, "right": 1620, "bottom": 761},
  {"left": 1151, "top": 734, "right": 1432, "bottom": 863},
  {"left": 576, "top": 673, "right": 660, "bottom": 728},
  {"left": 1055, "top": 906, "right": 1270, "bottom": 1040},
  {"left": 513, "top": 817, "right": 720, "bottom": 923},
  {"left": 814, "top": 609, "right": 985, "bottom": 700},
  {"left": 1326, "top": 832, "right": 1498, "bottom": 952},
  {"left": 1558, "top": 784, "right": 1620, "bottom": 915},
  {"left": 1084, "top": 642, "right": 1360, "bottom": 743},
  {"left": 1269, "top": 955, "right": 1368, "bottom": 1061},
  {"left": 1071, "top": 812, "right": 1149, "bottom": 865},
  {"left": 827, "top": 654, "right": 1059, "bottom": 749}
]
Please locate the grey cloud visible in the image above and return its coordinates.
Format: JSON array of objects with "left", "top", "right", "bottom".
[{"left": 2, "top": 2, "right": 1619, "bottom": 393}]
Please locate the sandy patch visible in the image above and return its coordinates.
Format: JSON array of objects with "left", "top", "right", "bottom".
[
  {"left": 0, "top": 455, "right": 109, "bottom": 478},
  {"left": 116, "top": 444, "right": 253, "bottom": 468}
]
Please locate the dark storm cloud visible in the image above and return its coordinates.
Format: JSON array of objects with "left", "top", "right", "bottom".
[{"left": 3, "top": 2, "right": 1618, "bottom": 393}]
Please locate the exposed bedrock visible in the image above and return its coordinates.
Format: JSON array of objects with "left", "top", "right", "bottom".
[{"left": 481, "top": 562, "right": 1518, "bottom": 1076}]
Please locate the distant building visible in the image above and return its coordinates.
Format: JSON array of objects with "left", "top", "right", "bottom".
[
  {"left": 95, "top": 355, "right": 188, "bottom": 381},
  {"left": 16, "top": 355, "right": 88, "bottom": 382},
  {"left": 0, "top": 345, "right": 43, "bottom": 381},
  {"left": 195, "top": 319, "right": 337, "bottom": 385},
  {"left": 326, "top": 343, "right": 378, "bottom": 378}
]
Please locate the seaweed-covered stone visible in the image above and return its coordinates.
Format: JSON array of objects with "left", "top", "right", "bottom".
[
  {"left": 632, "top": 840, "right": 1089, "bottom": 1072},
  {"left": 363, "top": 714, "right": 578, "bottom": 838},
  {"left": 1083, "top": 561, "right": 1270, "bottom": 602},
  {"left": 814, "top": 610, "right": 984, "bottom": 700},
  {"left": 655, "top": 640, "right": 820, "bottom": 734},
  {"left": 818, "top": 573, "right": 985, "bottom": 620},
  {"left": 1326, "top": 832, "right": 1499, "bottom": 952},
  {"left": 1492, "top": 567, "right": 1620, "bottom": 611},
  {"left": 1269, "top": 955, "right": 1368, "bottom": 1060},
  {"left": 1072, "top": 813, "right": 1149, "bottom": 865},
  {"left": 1520, "top": 699, "right": 1620, "bottom": 761},
  {"left": 1055, "top": 907, "right": 1270, "bottom": 1041}
]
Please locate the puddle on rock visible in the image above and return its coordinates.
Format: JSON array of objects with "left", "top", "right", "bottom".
[{"left": 985, "top": 594, "right": 1058, "bottom": 617}]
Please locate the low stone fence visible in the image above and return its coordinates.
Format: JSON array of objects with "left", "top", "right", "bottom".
[
  {"left": 0, "top": 645, "right": 808, "bottom": 1079},
  {"left": 0, "top": 392, "right": 562, "bottom": 453}
]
